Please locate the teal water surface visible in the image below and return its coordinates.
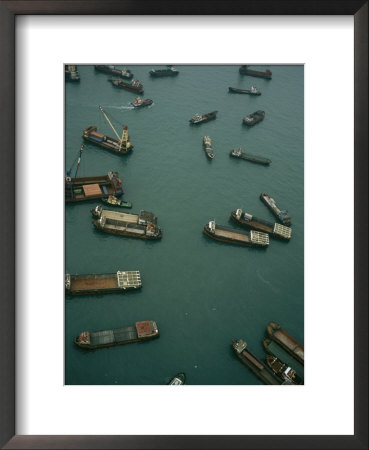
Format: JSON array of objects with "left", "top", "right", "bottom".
[{"left": 65, "top": 65, "right": 304, "bottom": 385}]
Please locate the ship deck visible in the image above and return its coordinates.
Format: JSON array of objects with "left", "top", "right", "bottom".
[
  {"left": 102, "top": 223, "right": 146, "bottom": 235},
  {"left": 101, "top": 210, "right": 138, "bottom": 223},
  {"left": 213, "top": 228, "right": 250, "bottom": 243},
  {"left": 71, "top": 276, "right": 118, "bottom": 291},
  {"left": 250, "top": 221, "right": 272, "bottom": 233},
  {"left": 90, "top": 326, "right": 138, "bottom": 346}
]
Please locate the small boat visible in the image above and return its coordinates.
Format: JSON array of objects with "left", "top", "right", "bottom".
[
  {"left": 230, "top": 148, "right": 271, "bottom": 165},
  {"left": 168, "top": 373, "right": 186, "bottom": 385},
  {"left": 203, "top": 136, "right": 214, "bottom": 159},
  {"left": 228, "top": 86, "right": 261, "bottom": 95},
  {"left": 260, "top": 193, "right": 291, "bottom": 226},
  {"left": 102, "top": 195, "right": 132, "bottom": 208},
  {"left": 243, "top": 110, "right": 265, "bottom": 126},
  {"left": 149, "top": 66, "right": 179, "bottom": 77},
  {"left": 266, "top": 356, "right": 303, "bottom": 385},
  {"left": 130, "top": 97, "right": 153, "bottom": 108},
  {"left": 189, "top": 111, "right": 218, "bottom": 125},
  {"left": 109, "top": 78, "right": 144, "bottom": 94}
]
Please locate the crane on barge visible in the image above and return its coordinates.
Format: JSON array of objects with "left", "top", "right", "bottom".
[{"left": 98, "top": 105, "right": 129, "bottom": 153}]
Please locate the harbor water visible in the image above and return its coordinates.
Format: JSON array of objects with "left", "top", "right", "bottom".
[{"left": 65, "top": 65, "right": 304, "bottom": 385}]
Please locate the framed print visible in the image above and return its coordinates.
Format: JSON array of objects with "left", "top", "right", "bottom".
[{"left": 0, "top": 1, "right": 367, "bottom": 449}]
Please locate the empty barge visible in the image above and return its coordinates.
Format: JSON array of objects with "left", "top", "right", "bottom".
[
  {"left": 239, "top": 65, "right": 272, "bottom": 79},
  {"left": 260, "top": 193, "right": 291, "bottom": 226},
  {"left": 232, "top": 339, "right": 281, "bottom": 385},
  {"left": 267, "top": 322, "right": 304, "bottom": 365},
  {"left": 231, "top": 209, "right": 292, "bottom": 240},
  {"left": 92, "top": 205, "right": 162, "bottom": 239},
  {"left": 65, "top": 172, "right": 124, "bottom": 203},
  {"left": 228, "top": 86, "right": 261, "bottom": 95},
  {"left": 75, "top": 320, "right": 159, "bottom": 349},
  {"left": 65, "top": 270, "right": 142, "bottom": 295},
  {"left": 203, "top": 220, "right": 269, "bottom": 248},
  {"left": 230, "top": 148, "right": 271, "bottom": 165}
]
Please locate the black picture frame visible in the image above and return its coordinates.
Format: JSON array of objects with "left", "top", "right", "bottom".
[{"left": 0, "top": 1, "right": 367, "bottom": 449}]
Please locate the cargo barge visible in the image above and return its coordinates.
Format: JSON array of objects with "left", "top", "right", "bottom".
[
  {"left": 267, "top": 322, "right": 304, "bottom": 365},
  {"left": 94, "top": 65, "right": 133, "bottom": 79},
  {"left": 239, "top": 65, "right": 272, "bottom": 79},
  {"left": 243, "top": 110, "right": 265, "bottom": 126},
  {"left": 260, "top": 193, "right": 291, "bottom": 226},
  {"left": 168, "top": 373, "right": 186, "bottom": 385},
  {"left": 65, "top": 270, "right": 142, "bottom": 295},
  {"left": 75, "top": 320, "right": 159, "bottom": 349},
  {"left": 189, "top": 111, "right": 217, "bottom": 125},
  {"left": 231, "top": 209, "right": 292, "bottom": 240},
  {"left": 203, "top": 220, "right": 269, "bottom": 248},
  {"left": 92, "top": 205, "right": 162, "bottom": 239},
  {"left": 228, "top": 86, "right": 261, "bottom": 95},
  {"left": 266, "top": 355, "right": 303, "bottom": 385},
  {"left": 232, "top": 339, "right": 281, "bottom": 385},
  {"left": 65, "top": 65, "right": 80, "bottom": 81},
  {"left": 65, "top": 172, "right": 124, "bottom": 203},
  {"left": 83, "top": 125, "right": 132, "bottom": 155},
  {"left": 203, "top": 136, "right": 214, "bottom": 159},
  {"left": 230, "top": 148, "right": 271, "bottom": 165},
  {"left": 150, "top": 66, "right": 179, "bottom": 77},
  {"left": 109, "top": 78, "right": 144, "bottom": 94}
]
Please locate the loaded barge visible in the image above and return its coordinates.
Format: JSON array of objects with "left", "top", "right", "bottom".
[
  {"left": 243, "top": 110, "right": 265, "bottom": 126},
  {"left": 239, "top": 65, "right": 272, "bottom": 79},
  {"left": 266, "top": 355, "right": 303, "bottom": 385},
  {"left": 230, "top": 148, "right": 271, "bottom": 165},
  {"left": 189, "top": 111, "right": 217, "bottom": 125},
  {"left": 267, "top": 322, "right": 304, "bottom": 365},
  {"left": 228, "top": 86, "right": 261, "bottom": 95},
  {"left": 65, "top": 270, "right": 142, "bottom": 295},
  {"left": 109, "top": 78, "right": 144, "bottom": 94},
  {"left": 232, "top": 339, "right": 281, "bottom": 385},
  {"left": 65, "top": 172, "right": 124, "bottom": 203},
  {"left": 150, "top": 66, "right": 179, "bottom": 77},
  {"left": 75, "top": 320, "right": 159, "bottom": 349},
  {"left": 231, "top": 209, "right": 292, "bottom": 240},
  {"left": 203, "top": 136, "right": 214, "bottom": 159},
  {"left": 203, "top": 220, "right": 269, "bottom": 248},
  {"left": 95, "top": 65, "right": 133, "bottom": 79},
  {"left": 260, "top": 193, "right": 291, "bottom": 226},
  {"left": 92, "top": 205, "right": 162, "bottom": 239}
]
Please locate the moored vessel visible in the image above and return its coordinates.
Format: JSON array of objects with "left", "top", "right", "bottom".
[
  {"left": 130, "top": 97, "right": 153, "bottom": 108},
  {"left": 230, "top": 148, "right": 271, "bottom": 165},
  {"left": 75, "top": 320, "right": 159, "bottom": 349},
  {"left": 109, "top": 78, "right": 144, "bottom": 94},
  {"left": 168, "top": 373, "right": 186, "bottom": 385},
  {"left": 92, "top": 205, "right": 162, "bottom": 239},
  {"left": 150, "top": 66, "right": 179, "bottom": 77},
  {"left": 189, "top": 111, "right": 217, "bottom": 125},
  {"left": 66, "top": 172, "right": 124, "bottom": 203},
  {"left": 266, "top": 356, "right": 303, "bottom": 385},
  {"left": 203, "top": 220, "right": 269, "bottom": 248},
  {"left": 243, "top": 110, "right": 265, "bottom": 126},
  {"left": 267, "top": 322, "right": 304, "bottom": 365},
  {"left": 228, "top": 85, "right": 261, "bottom": 95},
  {"left": 95, "top": 65, "right": 133, "bottom": 79},
  {"left": 203, "top": 136, "right": 214, "bottom": 159},
  {"left": 65, "top": 270, "right": 142, "bottom": 295},
  {"left": 102, "top": 195, "right": 132, "bottom": 208},
  {"left": 239, "top": 65, "right": 272, "bottom": 79},
  {"left": 231, "top": 209, "right": 292, "bottom": 240},
  {"left": 65, "top": 65, "right": 80, "bottom": 81},
  {"left": 260, "top": 193, "right": 291, "bottom": 226}
]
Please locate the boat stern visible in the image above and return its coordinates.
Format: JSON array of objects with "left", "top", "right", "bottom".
[{"left": 75, "top": 331, "right": 91, "bottom": 347}]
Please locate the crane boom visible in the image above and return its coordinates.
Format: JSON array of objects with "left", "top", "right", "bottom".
[{"left": 99, "top": 105, "right": 122, "bottom": 142}]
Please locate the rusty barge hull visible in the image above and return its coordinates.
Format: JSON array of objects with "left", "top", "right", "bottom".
[
  {"left": 267, "top": 322, "right": 304, "bottom": 365},
  {"left": 65, "top": 271, "right": 142, "bottom": 295}
]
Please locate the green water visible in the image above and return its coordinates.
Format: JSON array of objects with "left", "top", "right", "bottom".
[{"left": 65, "top": 65, "right": 304, "bottom": 385}]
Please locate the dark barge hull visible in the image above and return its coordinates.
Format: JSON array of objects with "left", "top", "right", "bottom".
[
  {"left": 239, "top": 65, "right": 272, "bottom": 79},
  {"left": 203, "top": 227, "right": 253, "bottom": 247},
  {"left": 83, "top": 135, "right": 132, "bottom": 155},
  {"left": 260, "top": 193, "right": 291, "bottom": 226},
  {"left": 66, "top": 271, "right": 142, "bottom": 295},
  {"left": 150, "top": 70, "right": 179, "bottom": 77},
  {"left": 267, "top": 322, "right": 304, "bottom": 365},
  {"left": 110, "top": 79, "right": 144, "bottom": 94},
  {"left": 228, "top": 87, "right": 261, "bottom": 95},
  {"left": 243, "top": 111, "right": 265, "bottom": 126},
  {"left": 230, "top": 211, "right": 291, "bottom": 241},
  {"left": 230, "top": 151, "right": 271, "bottom": 165},
  {"left": 189, "top": 111, "right": 218, "bottom": 125},
  {"left": 93, "top": 220, "right": 162, "bottom": 240},
  {"left": 65, "top": 174, "right": 124, "bottom": 203},
  {"left": 95, "top": 65, "right": 133, "bottom": 79},
  {"left": 203, "top": 224, "right": 268, "bottom": 248}
]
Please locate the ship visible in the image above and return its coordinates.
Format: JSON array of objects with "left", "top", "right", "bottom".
[
  {"left": 109, "top": 78, "right": 144, "bottom": 94},
  {"left": 230, "top": 148, "right": 271, "bottom": 165},
  {"left": 260, "top": 193, "right": 291, "bottom": 226},
  {"left": 65, "top": 270, "right": 142, "bottom": 295},
  {"left": 243, "top": 110, "right": 265, "bottom": 126},
  {"left": 267, "top": 322, "right": 304, "bottom": 365},
  {"left": 228, "top": 86, "right": 261, "bottom": 95},
  {"left": 75, "top": 320, "right": 159, "bottom": 349},
  {"left": 66, "top": 173, "right": 124, "bottom": 203},
  {"left": 102, "top": 195, "right": 132, "bottom": 209},
  {"left": 203, "top": 220, "right": 269, "bottom": 248},
  {"left": 263, "top": 338, "right": 304, "bottom": 381},
  {"left": 150, "top": 66, "right": 179, "bottom": 77},
  {"left": 83, "top": 106, "right": 132, "bottom": 155},
  {"left": 168, "top": 373, "right": 186, "bottom": 385},
  {"left": 232, "top": 339, "right": 281, "bottom": 385},
  {"left": 65, "top": 65, "right": 80, "bottom": 81},
  {"left": 266, "top": 356, "right": 303, "bottom": 385},
  {"left": 203, "top": 136, "right": 214, "bottom": 160},
  {"left": 231, "top": 209, "right": 292, "bottom": 240},
  {"left": 189, "top": 111, "right": 218, "bottom": 125},
  {"left": 92, "top": 205, "right": 162, "bottom": 240},
  {"left": 130, "top": 97, "right": 153, "bottom": 108},
  {"left": 239, "top": 65, "right": 272, "bottom": 79},
  {"left": 94, "top": 65, "right": 133, "bottom": 79}
]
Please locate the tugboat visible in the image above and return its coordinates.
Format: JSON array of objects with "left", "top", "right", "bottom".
[
  {"left": 130, "top": 97, "right": 153, "bottom": 108},
  {"left": 189, "top": 111, "right": 218, "bottom": 125},
  {"left": 228, "top": 86, "right": 261, "bottom": 95},
  {"left": 102, "top": 195, "right": 132, "bottom": 208},
  {"left": 203, "top": 220, "right": 269, "bottom": 248},
  {"left": 266, "top": 356, "right": 303, "bottom": 385},
  {"left": 260, "top": 193, "right": 291, "bottom": 226},
  {"left": 239, "top": 65, "right": 272, "bottom": 79},
  {"left": 109, "top": 78, "right": 144, "bottom": 94},
  {"left": 149, "top": 66, "right": 179, "bottom": 77},
  {"left": 65, "top": 65, "right": 80, "bottom": 81},
  {"left": 168, "top": 373, "right": 186, "bottom": 385},
  {"left": 203, "top": 136, "right": 214, "bottom": 159},
  {"left": 243, "top": 110, "right": 265, "bottom": 126},
  {"left": 95, "top": 65, "right": 133, "bottom": 79},
  {"left": 230, "top": 148, "right": 271, "bottom": 165}
]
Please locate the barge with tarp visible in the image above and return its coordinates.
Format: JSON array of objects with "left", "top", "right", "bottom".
[
  {"left": 65, "top": 270, "right": 142, "bottom": 295},
  {"left": 92, "top": 205, "right": 162, "bottom": 239},
  {"left": 239, "top": 65, "right": 272, "bottom": 79},
  {"left": 203, "top": 220, "right": 269, "bottom": 248},
  {"left": 150, "top": 66, "right": 179, "bottom": 77},
  {"left": 189, "top": 111, "right": 217, "bottom": 125},
  {"left": 243, "top": 110, "right": 265, "bottom": 126},
  {"left": 231, "top": 209, "right": 292, "bottom": 240},
  {"left": 75, "top": 320, "right": 159, "bottom": 349},
  {"left": 203, "top": 136, "right": 214, "bottom": 159},
  {"left": 65, "top": 172, "right": 124, "bottom": 203},
  {"left": 228, "top": 86, "right": 261, "bottom": 95},
  {"left": 266, "top": 355, "right": 303, "bottom": 385},
  {"left": 230, "top": 148, "right": 271, "bottom": 165},
  {"left": 109, "top": 78, "right": 144, "bottom": 94},
  {"left": 267, "top": 322, "right": 304, "bottom": 365},
  {"left": 260, "top": 193, "right": 291, "bottom": 226},
  {"left": 232, "top": 339, "right": 281, "bottom": 385},
  {"left": 65, "top": 65, "right": 80, "bottom": 81},
  {"left": 94, "top": 65, "right": 133, "bottom": 79}
]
